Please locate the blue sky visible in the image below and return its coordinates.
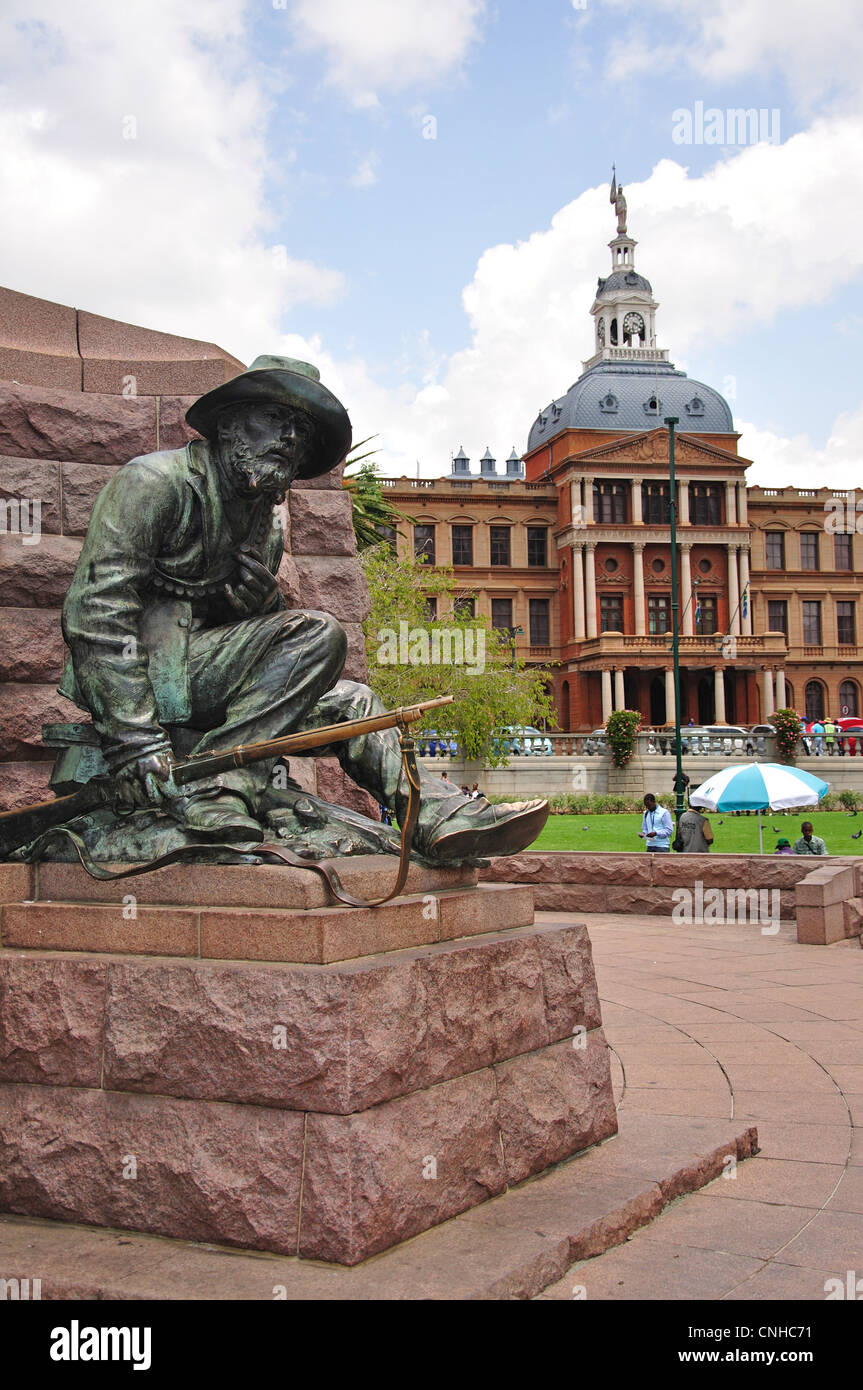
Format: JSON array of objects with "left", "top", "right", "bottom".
[{"left": 2, "top": 0, "right": 863, "bottom": 482}]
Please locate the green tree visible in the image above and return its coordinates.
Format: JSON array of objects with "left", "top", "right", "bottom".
[
  {"left": 361, "top": 542, "right": 553, "bottom": 766},
  {"left": 342, "top": 444, "right": 415, "bottom": 550}
]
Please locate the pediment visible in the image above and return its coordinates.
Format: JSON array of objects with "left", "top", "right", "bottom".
[{"left": 569, "top": 429, "right": 747, "bottom": 469}]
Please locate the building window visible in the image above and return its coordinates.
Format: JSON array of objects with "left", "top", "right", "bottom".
[
  {"left": 765, "top": 532, "right": 785, "bottom": 569},
  {"left": 424, "top": 596, "right": 437, "bottom": 620},
  {"left": 835, "top": 533, "right": 853, "bottom": 570},
  {"left": 527, "top": 527, "right": 548, "bottom": 567},
  {"left": 802, "top": 600, "right": 822, "bottom": 646},
  {"left": 695, "top": 594, "right": 718, "bottom": 636},
  {"left": 642, "top": 483, "right": 670, "bottom": 524},
  {"left": 837, "top": 601, "right": 856, "bottom": 646},
  {"left": 648, "top": 593, "right": 671, "bottom": 634},
  {"left": 840, "top": 680, "right": 859, "bottom": 717},
  {"left": 413, "top": 524, "right": 435, "bottom": 563},
  {"left": 600, "top": 594, "right": 624, "bottom": 632},
  {"left": 529, "top": 599, "right": 550, "bottom": 646},
  {"left": 805, "top": 680, "right": 825, "bottom": 721},
  {"left": 453, "top": 595, "right": 475, "bottom": 618},
  {"left": 799, "top": 533, "right": 819, "bottom": 570},
  {"left": 489, "top": 525, "right": 511, "bottom": 566},
  {"left": 593, "top": 482, "right": 628, "bottom": 524},
  {"left": 491, "top": 598, "right": 513, "bottom": 631},
  {"left": 767, "top": 600, "right": 788, "bottom": 635},
  {"left": 451, "top": 525, "right": 473, "bottom": 566},
  {"left": 689, "top": 484, "right": 722, "bottom": 525}
]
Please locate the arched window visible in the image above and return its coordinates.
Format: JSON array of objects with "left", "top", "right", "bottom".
[
  {"left": 784, "top": 679, "right": 794, "bottom": 710},
  {"left": 805, "top": 680, "right": 825, "bottom": 721},
  {"left": 839, "top": 680, "right": 859, "bottom": 718}
]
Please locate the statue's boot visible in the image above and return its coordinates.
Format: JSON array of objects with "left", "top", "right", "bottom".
[
  {"left": 423, "top": 796, "right": 549, "bottom": 863},
  {"left": 172, "top": 789, "right": 265, "bottom": 843}
]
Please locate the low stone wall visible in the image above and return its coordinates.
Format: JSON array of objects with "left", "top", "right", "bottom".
[
  {"left": 431, "top": 755, "right": 863, "bottom": 799},
  {"left": 481, "top": 852, "right": 863, "bottom": 946}
]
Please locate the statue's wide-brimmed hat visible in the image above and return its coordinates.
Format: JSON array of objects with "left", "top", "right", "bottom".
[{"left": 185, "top": 355, "right": 351, "bottom": 479}]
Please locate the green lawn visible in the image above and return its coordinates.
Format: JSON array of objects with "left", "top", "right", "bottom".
[{"left": 531, "top": 810, "right": 862, "bottom": 855}]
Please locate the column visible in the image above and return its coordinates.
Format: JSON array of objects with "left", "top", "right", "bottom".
[
  {"left": 678, "top": 478, "right": 690, "bottom": 526},
  {"left": 665, "top": 668, "right": 675, "bottom": 726},
  {"left": 572, "top": 545, "right": 586, "bottom": 640},
  {"left": 725, "top": 481, "right": 737, "bottom": 526},
  {"left": 633, "top": 541, "right": 646, "bottom": 636},
  {"left": 601, "top": 669, "right": 613, "bottom": 722},
  {"left": 776, "top": 668, "right": 787, "bottom": 708},
  {"left": 631, "top": 477, "right": 643, "bottom": 525},
  {"left": 737, "top": 482, "right": 748, "bottom": 525},
  {"left": 570, "top": 478, "right": 582, "bottom": 530},
  {"left": 739, "top": 547, "right": 752, "bottom": 635},
  {"left": 614, "top": 668, "right": 625, "bottom": 711},
  {"left": 585, "top": 542, "right": 598, "bottom": 638},
  {"left": 728, "top": 543, "right": 741, "bottom": 635},
  {"left": 681, "top": 544, "right": 694, "bottom": 636},
  {"left": 583, "top": 476, "right": 595, "bottom": 525},
  {"left": 762, "top": 668, "right": 775, "bottom": 719},
  {"left": 714, "top": 667, "right": 727, "bottom": 724}
]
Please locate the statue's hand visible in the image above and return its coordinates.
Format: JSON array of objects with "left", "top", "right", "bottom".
[
  {"left": 114, "top": 752, "right": 180, "bottom": 813},
  {"left": 224, "top": 548, "right": 280, "bottom": 616}
]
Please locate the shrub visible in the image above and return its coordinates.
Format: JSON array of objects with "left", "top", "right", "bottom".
[
  {"left": 772, "top": 707, "right": 801, "bottom": 763},
  {"left": 839, "top": 789, "right": 859, "bottom": 812},
  {"left": 604, "top": 709, "right": 642, "bottom": 768}
]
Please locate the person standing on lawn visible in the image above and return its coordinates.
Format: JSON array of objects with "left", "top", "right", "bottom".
[
  {"left": 677, "top": 806, "right": 713, "bottom": 853},
  {"left": 793, "top": 822, "right": 828, "bottom": 855},
  {"left": 639, "top": 793, "right": 673, "bottom": 853}
]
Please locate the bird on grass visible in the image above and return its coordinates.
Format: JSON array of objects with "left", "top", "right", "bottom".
[
  {"left": 772, "top": 825, "right": 780, "bottom": 832},
  {"left": 852, "top": 831, "right": 862, "bottom": 840},
  {"left": 846, "top": 810, "right": 858, "bottom": 817},
  {"left": 717, "top": 819, "right": 723, "bottom": 825}
]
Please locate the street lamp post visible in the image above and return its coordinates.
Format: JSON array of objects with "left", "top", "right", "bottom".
[{"left": 665, "top": 416, "right": 686, "bottom": 828}]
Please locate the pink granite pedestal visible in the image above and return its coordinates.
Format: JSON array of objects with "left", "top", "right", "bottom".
[{"left": 0, "top": 859, "right": 617, "bottom": 1265}]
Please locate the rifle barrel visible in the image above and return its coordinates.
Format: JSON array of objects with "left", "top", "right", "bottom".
[{"left": 171, "top": 694, "right": 454, "bottom": 786}]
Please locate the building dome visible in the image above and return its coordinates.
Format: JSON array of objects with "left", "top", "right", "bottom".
[
  {"left": 527, "top": 359, "right": 734, "bottom": 451},
  {"left": 596, "top": 269, "right": 652, "bottom": 296}
]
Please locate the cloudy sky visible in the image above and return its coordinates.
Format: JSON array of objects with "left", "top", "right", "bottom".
[{"left": 2, "top": 0, "right": 863, "bottom": 484}]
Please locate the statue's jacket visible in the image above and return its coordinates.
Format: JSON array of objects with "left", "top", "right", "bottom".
[{"left": 60, "top": 439, "right": 285, "bottom": 770}]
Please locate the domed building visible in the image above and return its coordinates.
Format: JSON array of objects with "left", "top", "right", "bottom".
[{"left": 523, "top": 195, "right": 785, "bottom": 730}]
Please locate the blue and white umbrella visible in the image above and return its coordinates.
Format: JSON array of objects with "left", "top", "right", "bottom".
[{"left": 690, "top": 762, "right": 829, "bottom": 853}]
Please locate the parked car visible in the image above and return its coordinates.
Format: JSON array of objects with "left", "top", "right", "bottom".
[
  {"left": 493, "top": 725, "right": 553, "bottom": 756},
  {"left": 417, "top": 729, "right": 459, "bottom": 757}
]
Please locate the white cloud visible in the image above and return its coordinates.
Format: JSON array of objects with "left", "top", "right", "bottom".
[
  {"left": 740, "top": 406, "right": 863, "bottom": 491},
  {"left": 293, "top": 116, "right": 863, "bottom": 486},
  {"left": 349, "top": 154, "right": 380, "bottom": 189},
  {"left": 288, "top": 0, "right": 487, "bottom": 107},
  {"left": 603, "top": 0, "right": 863, "bottom": 108},
  {"left": 0, "top": 0, "right": 344, "bottom": 357}
]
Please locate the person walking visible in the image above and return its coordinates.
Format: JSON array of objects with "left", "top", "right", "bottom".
[
  {"left": 672, "top": 770, "right": 691, "bottom": 806},
  {"left": 824, "top": 716, "right": 837, "bottom": 755},
  {"left": 793, "top": 822, "right": 828, "bottom": 855},
  {"left": 811, "top": 720, "right": 825, "bottom": 755},
  {"left": 676, "top": 807, "right": 713, "bottom": 853},
  {"left": 639, "top": 793, "right": 673, "bottom": 853}
]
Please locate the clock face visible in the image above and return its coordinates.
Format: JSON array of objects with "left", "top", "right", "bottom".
[
  {"left": 623, "top": 311, "right": 645, "bottom": 338},
  {"left": 597, "top": 317, "right": 606, "bottom": 345}
]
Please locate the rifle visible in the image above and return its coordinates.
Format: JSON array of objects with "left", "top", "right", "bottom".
[{"left": 0, "top": 694, "right": 455, "bottom": 862}]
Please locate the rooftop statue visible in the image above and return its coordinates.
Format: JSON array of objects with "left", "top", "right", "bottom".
[
  {"left": 1, "top": 357, "right": 547, "bottom": 885},
  {"left": 610, "top": 169, "right": 627, "bottom": 236}
]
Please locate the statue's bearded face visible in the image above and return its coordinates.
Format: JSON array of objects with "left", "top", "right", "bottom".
[{"left": 215, "top": 403, "right": 317, "bottom": 498}]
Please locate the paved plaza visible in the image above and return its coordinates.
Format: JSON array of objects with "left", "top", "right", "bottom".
[{"left": 539, "top": 912, "right": 863, "bottom": 1300}]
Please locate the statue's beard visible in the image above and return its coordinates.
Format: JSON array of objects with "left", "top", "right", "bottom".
[{"left": 221, "top": 441, "right": 295, "bottom": 499}]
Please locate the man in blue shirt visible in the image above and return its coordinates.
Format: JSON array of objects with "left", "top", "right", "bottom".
[{"left": 640, "top": 793, "right": 673, "bottom": 852}]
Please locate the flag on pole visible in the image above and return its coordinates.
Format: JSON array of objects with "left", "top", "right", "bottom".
[{"left": 742, "top": 585, "right": 749, "bottom": 618}]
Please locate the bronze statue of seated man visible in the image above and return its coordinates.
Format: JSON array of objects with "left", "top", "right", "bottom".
[{"left": 55, "top": 355, "right": 547, "bottom": 865}]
